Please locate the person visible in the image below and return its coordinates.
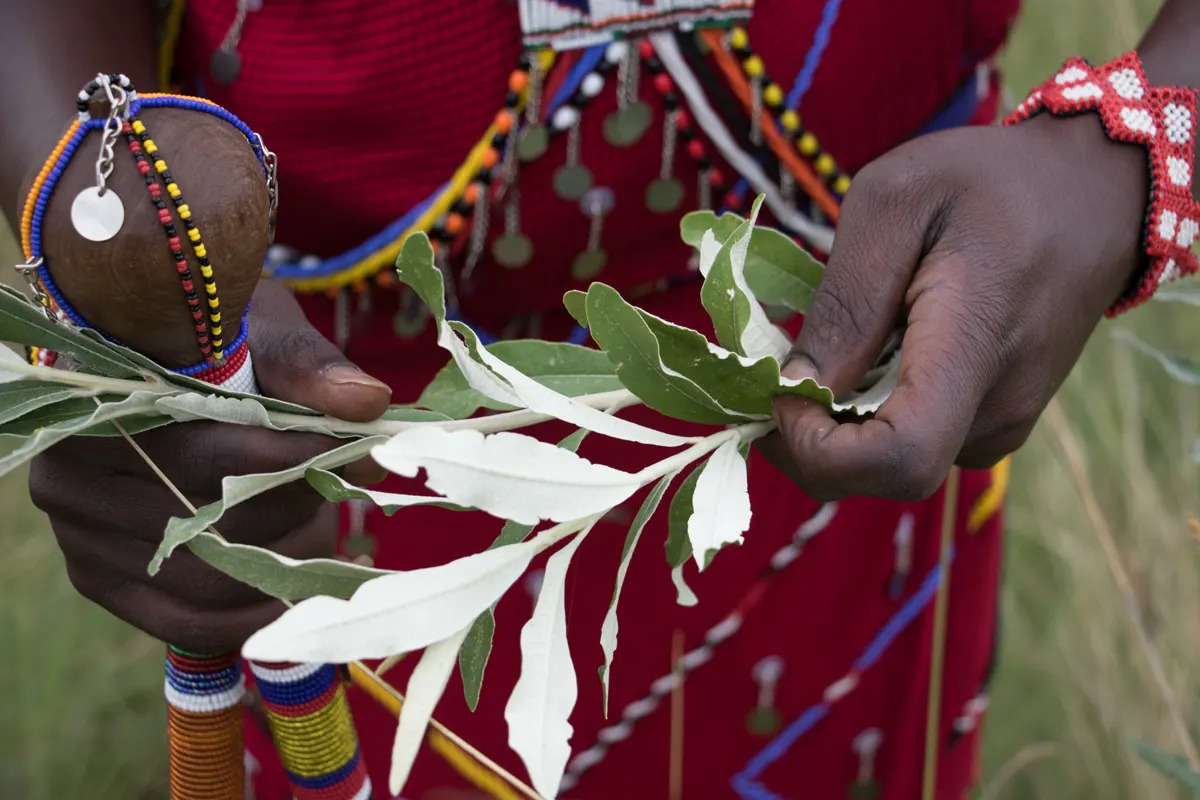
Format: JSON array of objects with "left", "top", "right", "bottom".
[{"left": 2, "top": 1, "right": 1197, "bottom": 797}]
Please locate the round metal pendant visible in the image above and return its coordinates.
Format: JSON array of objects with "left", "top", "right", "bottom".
[
  {"left": 392, "top": 292, "right": 429, "bottom": 339},
  {"left": 645, "top": 178, "right": 685, "bottom": 214},
  {"left": 517, "top": 124, "right": 550, "bottom": 161},
  {"left": 492, "top": 233, "right": 534, "bottom": 269},
  {"left": 848, "top": 782, "right": 881, "bottom": 800},
  {"left": 603, "top": 102, "right": 652, "bottom": 147},
  {"left": 553, "top": 164, "right": 594, "bottom": 200},
  {"left": 570, "top": 249, "right": 607, "bottom": 281},
  {"left": 70, "top": 187, "right": 125, "bottom": 242},
  {"left": 210, "top": 48, "right": 242, "bottom": 85},
  {"left": 745, "top": 707, "right": 782, "bottom": 736}
]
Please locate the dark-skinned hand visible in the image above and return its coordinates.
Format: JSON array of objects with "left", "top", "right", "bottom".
[
  {"left": 761, "top": 113, "right": 1147, "bottom": 502},
  {"left": 28, "top": 281, "right": 392, "bottom": 654}
]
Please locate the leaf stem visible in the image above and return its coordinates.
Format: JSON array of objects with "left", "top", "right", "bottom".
[
  {"left": 9, "top": 359, "right": 170, "bottom": 396},
  {"left": 636, "top": 420, "right": 773, "bottom": 484}
]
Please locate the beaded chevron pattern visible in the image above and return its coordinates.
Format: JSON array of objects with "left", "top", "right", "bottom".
[{"left": 1005, "top": 52, "right": 1200, "bottom": 315}]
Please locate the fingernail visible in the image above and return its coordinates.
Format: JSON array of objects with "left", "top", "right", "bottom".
[
  {"left": 324, "top": 365, "right": 391, "bottom": 392},
  {"left": 781, "top": 356, "right": 818, "bottom": 383}
]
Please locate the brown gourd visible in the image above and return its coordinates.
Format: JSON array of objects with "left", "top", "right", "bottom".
[{"left": 32, "top": 106, "right": 271, "bottom": 368}]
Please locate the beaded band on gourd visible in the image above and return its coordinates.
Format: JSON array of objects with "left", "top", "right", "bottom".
[{"left": 1004, "top": 52, "right": 1200, "bottom": 315}]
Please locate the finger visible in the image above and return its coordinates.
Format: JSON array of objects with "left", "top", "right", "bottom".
[
  {"left": 65, "top": 562, "right": 285, "bottom": 653},
  {"left": 248, "top": 280, "right": 392, "bottom": 422},
  {"left": 784, "top": 161, "right": 942, "bottom": 395},
  {"left": 773, "top": 261, "right": 999, "bottom": 501}
]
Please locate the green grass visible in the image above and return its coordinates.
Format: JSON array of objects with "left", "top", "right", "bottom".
[{"left": 2, "top": 2, "right": 1198, "bottom": 797}]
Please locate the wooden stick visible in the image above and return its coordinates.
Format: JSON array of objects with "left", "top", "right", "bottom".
[
  {"left": 922, "top": 467, "right": 961, "bottom": 800},
  {"left": 669, "top": 629, "right": 686, "bottom": 800}
]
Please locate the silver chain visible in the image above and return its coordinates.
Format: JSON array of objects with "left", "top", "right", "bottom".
[
  {"left": 659, "top": 110, "right": 678, "bottom": 181},
  {"left": 95, "top": 75, "right": 129, "bottom": 195}
]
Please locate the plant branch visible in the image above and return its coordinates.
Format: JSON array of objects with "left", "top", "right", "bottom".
[
  {"left": 636, "top": 420, "right": 774, "bottom": 484},
  {"left": 10, "top": 359, "right": 170, "bottom": 395},
  {"left": 922, "top": 466, "right": 961, "bottom": 800}
]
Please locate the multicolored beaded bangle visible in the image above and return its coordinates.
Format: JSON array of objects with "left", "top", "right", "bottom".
[{"left": 1004, "top": 52, "right": 1200, "bottom": 315}]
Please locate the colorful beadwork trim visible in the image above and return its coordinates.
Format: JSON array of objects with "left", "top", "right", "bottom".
[
  {"left": 518, "top": 0, "right": 753, "bottom": 51},
  {"left": 1004, "top": 52, "right": 1200, "bottom": 315},
  {"left": 164, "top": 647, "right": 246, "bottom": 800},
  {"left": 250, "top": 662, "right": 372, "bottom": 800}
]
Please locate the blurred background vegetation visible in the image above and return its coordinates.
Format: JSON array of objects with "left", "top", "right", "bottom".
[{"left": 2, "top": 0, "right": 1198, "bottom": 797}]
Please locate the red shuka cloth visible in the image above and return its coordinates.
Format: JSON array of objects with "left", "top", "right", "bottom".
[{"left": 180, "top": 2, "right": 1019, "bottom": 798}]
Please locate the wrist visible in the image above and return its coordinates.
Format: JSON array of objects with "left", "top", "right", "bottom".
[{"left": 1005, "top": 52, "right": 1200, "bottom": 315}]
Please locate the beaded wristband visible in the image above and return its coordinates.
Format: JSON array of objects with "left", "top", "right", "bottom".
[{"left": 1004, "top": 52, "right": 1199, "bottom": 315}]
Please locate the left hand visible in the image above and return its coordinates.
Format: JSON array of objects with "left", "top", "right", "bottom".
[{"left": 760, "top": 113, "right": 1147, "bottom": 501}]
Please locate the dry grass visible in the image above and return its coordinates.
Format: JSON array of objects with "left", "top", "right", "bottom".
[{"left": 2, "top": 2, "right": 1197, "bottom": 797}]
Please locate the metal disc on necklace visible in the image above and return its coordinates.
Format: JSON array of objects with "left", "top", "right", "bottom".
[
  {"left": 571, "top": 249, "right": 607, "bottom": 281},
  {"left": 492, "top": 232, "right": 534, "bottom": 269},
  {"left": 517, "top": 124, "right": 549, "bottom": 161},
  {"left": 392, "top": 290, "right": 429, "bottom": 339},
  {"left": 70, "top": 186, "right": 125, "bottom": 242},
  {"left": 645, "top": 178, "right": 684, "bottom": 214},
  {"left": 553, "top": 164, "right": 593, "bottom": 200},
  {"left": 210, "top": 48, "right": 242, "bottom": 85},
  {"left": 745, "top": 707, "right": 782, "bottom": 736},
  {"left": 603, "top": 102, "right": 652, "bottom": 147}
]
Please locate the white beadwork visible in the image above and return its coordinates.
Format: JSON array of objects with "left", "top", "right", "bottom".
[
  {"left": 1164, "top": 103, "right": 1193, "bottom": 144},
  {"left": 1168, "top": 156, "right": 1191, "bottom": 187},
  {"left": 217, "top": 351, "right": 258, "bottom": 395},
  {"left": 605, "top": 40, "right": 629, "bottom": 64},
  {"left": 551, "top": 105, "right": 579, "bottom": 131},
  {"left": 1159, "top": 210, "right": 1179, "bottom": 241},
  {"left": 580, "top": 72, "right": 604, "bottom": 97},
  {"left": 1177, "top": 218, "right": 1198, "bottom": 249},
  {"left": 1061, "top": 82, "right": 1103, "bottom": 102},
  {"left": 823, "top": 673, "right": 859, "bottom": 703},
  {"left": 163, "top": 675, "right": 246, "bottom": 713},
  {"left": 1120, "top": 107, "right": 1157, "bottom": 135},
  {"left": 1054, "top": 66, "right": 1089, "bottom": 84},
  {"left": 350, "top": 780, "right": 373, "bottom": 800},
  {"left": 1108, "top": 68, "right": 1144, "bottom": 99},
  {"left": 249, "top": 661, "right": 323, "bottom": 684},
  {"left": 1159, "top": 259, "right": 1180, "bottom": 284}
]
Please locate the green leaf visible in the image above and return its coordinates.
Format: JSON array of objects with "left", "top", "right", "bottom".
[
  {"left": 380, "top": 405, "right": 453, "bottom": 423},
  {"left": 154, "top": 436, "right": 384, "bottom": 573},
  {"left": 665, "top": 463, "right": 704, "bottom": 569},
  {"left": 682, "top": 210, "right": 823, "bottom": 313},
  {"left": 680, "top": 209, "right": 742, "bottom": 249},
  {"left": 585, "top": 283, "right": 745, "bottom": 424},
  {"left": 456, "top": 428, "right": 587, "bottom": 710},
  {"left": 599, "top": 471, "right": 676, "bottom": 714},
  {"left": 154, "top": 393, "right": 365, "bottom": 436},
  {"left": 305, "top": 468, "right": 468, "bottom": 514},
  {"left": 1115, "top": 330, "right": 1200, "bottom": 385},
  {"left": 1131, "top": 740, "right": 1200, "bottom": 794},
  {"left": 0, "top": 393, "right": 120, "bottom": 436},
  {"left": 0, "top": 286, "right": 146, "bottom": 377},
  {"left": 187, "top": 532, "right": 387, "bottom": 600},
  {"left": 458, "top": 611, "right": 495, "bottom": 712},
  {"left": 0, "top": 391, "right": 163, "bottom": 479},
  {"left": 563, "top": 290, "right": 590, "bottom": 329},
  {"left": 395, "top": 233, "right": 446, "bottom": 322},
  {"left": 416, "top": 340, "right": 620, "bottom": 419},
  {"left": 699, "top": 197, "right": 791, "bottom": 360},
  {"left": 0, "top": 381, "right": 84, "bottom": 428}
]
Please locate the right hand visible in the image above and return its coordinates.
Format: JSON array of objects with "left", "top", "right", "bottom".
[{"left": 28, "top": 281, "right": 392, "bottom": 654}]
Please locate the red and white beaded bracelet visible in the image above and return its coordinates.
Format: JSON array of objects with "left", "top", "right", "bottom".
[{"left": 1004, "top": 52, "right": 1199, "bottom": 315}]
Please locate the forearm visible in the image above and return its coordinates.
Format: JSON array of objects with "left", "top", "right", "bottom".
[
  {"left": 1139, "top": 0, "right": 1200, "bottom": 201},
  {"left": 0, "top": 0, "right": 157, "bottom": 223}
]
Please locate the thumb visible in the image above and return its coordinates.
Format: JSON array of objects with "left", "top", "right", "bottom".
[
  {"left": 246, "top": 281, "right": 392, "bottom": 422},
  {"left": 782, "top": 166, "right": 935, "bottom": 395}
]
